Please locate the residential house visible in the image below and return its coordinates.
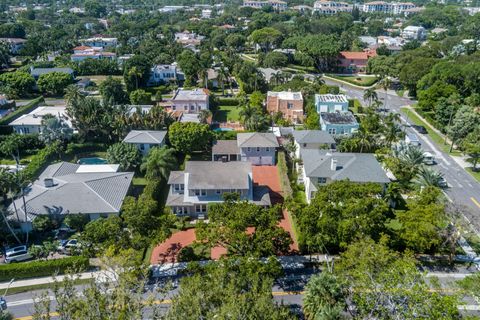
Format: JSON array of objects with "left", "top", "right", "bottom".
[
  {"left": 237, "top": 132, "right": 279, "bottom": 165},
  {"left": 147, "top": 64, "right": 183, "bottom": 86},
  {"left": 30, "top": 67, "right": 74, "bottom": 80},
  {"left": 166, "top": 161, "right": 271, "bottom": 218},
  {"left": 212, "top": 140, "right": 241, "bottom": 162},
  {"left": 320, "top": 112, "right": 359, "bottom": 135},
  {"left": 243, "top": 0, "right": 288, "bottom": 11},
  {"left": 71, "top": 45, "right": 116, "bottom": 62},
  {"left": 174, "top": 31, "right": 205, "bottom": 46},
  {"left": 123, "top": 130, "right": 167, "bottom": 156},
  {"left": 292, "top": 5, "right": 313, "bottom": 12},
  {"left": 9, "top": 162, "right": 133, "bottom": 232},
  {"left": 171, "top": 88, "right": 209, "bottom": 114},
  {"left": 313, "top": 0, "right": 352, "bottom": 14},
  {"left": 80, "top": 35, "right": 118, "bottom": 49},
  {"left": 315, "top": 94, "right": 358, "bottom": 135},
  {"left": 0, "top": 38, "right": 27, "bottom": 54},
  {"left": 337, "top": 49, "right": 377, "bottom": 73},
  {"left": 266, "top": 91, "right": 304, "bottom": 124},
  {"left": 9, "top": 106, "right": 72, "bottom": 134},
  {"left": 315, "top": 94, "right": 349, "bottom": 113},
  {"left": 401, "top": 26, "right": 427, "bottom": 40},
  {"left": 298, "top": 149, "right": 390, "bottom": 203},
  {"left": 291, "top": 130, "right": 336, "bottom": 158}
]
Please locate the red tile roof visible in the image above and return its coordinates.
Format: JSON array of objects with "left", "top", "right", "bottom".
[{"left": 339, "top": 49, "right": 377, "bottom": 60}]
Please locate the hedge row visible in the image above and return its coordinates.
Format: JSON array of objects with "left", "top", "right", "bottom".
[
  {"left": 0, "top": 256, "right": 89, "bottom": 281},
  {"left": 65, "top": 142, "right": 108, "bottom": 156},
  {"left": 22, "top": 143, "right": 59, "bottom": 181},
  {"left": 0, "top": 96, "right": 44, "bottom": 125},
  {"left": 217, "top": 98, "right": 239, "bottom": 106},
  {"left": 327, "top": 75, "right": 378, "bottom": 87}
]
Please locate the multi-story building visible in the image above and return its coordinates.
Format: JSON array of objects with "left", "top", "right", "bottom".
[
  {"left": 401, "top": 26, "right": 427, "bottom": 40},
  {"left": 337, "top": 49, "right": 377, "bottom": 73},
  {"left": 71, "top": 46, "right": 116, "bottom": 62},
  {"left": 9, "top": 106, "right": 72, "bottom": 135},
  {"left": 315, "top": 94, "right": 359, "bottom": 136},
  {"left": 147, "top": 64, "right": 181, "bottom": 86},
  {"left": 80, "top": 35, "right": 118, "bottom": 49},
  {"left": 361, "top": 1, "right": 416, "bottom": 14},
  {"left": 123, "top": 130, "right": 167, "bottom": 156},
  {"left": 243, "top": 0, "right": 288, "bottom": 11},
  {"left": 171, "top": 88, "right": 209, "bottom": 114},
  {"left": 298, "top": 149, "right": 390, "bottom": 203},
  {"left": 166, "top": 161, "right": 271, "bottom": 218},
  {"left": 266, "top": 91, "right": 304, "bottom": 124},
  {"left": 313, "top": 0, "right": 352, "bottom": 15}
]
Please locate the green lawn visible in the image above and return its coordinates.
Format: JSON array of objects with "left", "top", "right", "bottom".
[
  {"left": 327, "top": 74, "right": 378, "bottom": 87},
  {"left": 0, "top": 154, "right": 36, "bottom": 165},
  {"left": 6, "top": 278, "right": 91, "bottom": 296},
  {"left": 349, "top": 99, "right": 363, "bottom": 115},
  {"left": 213, "top": 105, "right": 241, "bottom": 122},
  {"left": 133, "top": 177, "right": 148, "bottom": 186},
  {"left": 400, "top": 107, "right": 461, "bottom": 156}
]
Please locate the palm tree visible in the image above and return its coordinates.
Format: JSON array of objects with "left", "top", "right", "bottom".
[
  {"left": 303, "top": 272, "right": 346, "bottom": 320},
  {"left": 271, "top": 72, "right": 284, "bottom": 86},
  {"left": 379, "top": 77, "right": 392, "bottom": 112},
  {"left": 239, "top": 104, "right": 268, "bottom": 131},
  {"left": 355, "top": 127, "right": 375, "bottom": 153},
  {"left": 383, "top": 123, "right": 405, "bottom": 147},
  {"left": 363, "top": 87, "right": 378, "bottom": 107},
  {"left": 216, "top": 66, "right": 229, "bottom": 96},
  {"left": 398, "top": 143, "right": 425, "bottom": 166},
  {"left": 141, "top": 146, "right": 177, "bottom": 181},
  {"left": 198, "top": 109, "right": 212, "bottom": 124},
  {"left": 128, "top": 67, "right": 142, "bottom": 90},
  {"left": 414, "top": 167, "right": 445, "bottom": 188},
  {"left": 64, "top": 85, "right": 84, "bottom": 108},
  {"left": 198, "top": 68, "right": 209, "bottom": 89}
]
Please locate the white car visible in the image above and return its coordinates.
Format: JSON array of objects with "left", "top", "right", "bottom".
[
  {"left": 4, "top": 245, "right": 32, "bottom": 263},
  {"left": 423, "top": 152, "right": 435, "bottom": 165},
  {"left": 57, "top": 239, "right": 80, "bottom": 254}
]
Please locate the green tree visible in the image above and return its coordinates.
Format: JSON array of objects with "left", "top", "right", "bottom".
[
  {"left": 106, "top": 143, "right": 141, "bottom": 171},
  {"left": 123, "top": 55, "right": 151, "bottom": 92},
  {"left": 448, "top": 105, "right": 480, "bottom": 152},
  {"left": 32, "top": 215, "right": 55, "bottom": 233},
  {"left": 81, "top": 215, "right": 130, "bottom": 250},
  {"left": 239, "top": 103, "right": 269, "bottom": 132},
  {"left": 129, "top": 89, "right": 152, "bottom": 105},
  {"left": 337, "top": 237, "right": 460, "bottom": 319},
  {"left": 168, "top": 122, "right": 212, "bottom": 154},
  {"left": 99, "top": 76, "right": 128, "bottom": 105},
  {"left": 141, "top": 146, "right": 177, "bottom": 181},
  {"left": 249, "top": 27, "right": 282, "bottom": 53},
  {"left": 297, "top": 181, "right": 390, "bottom": 252},
  {"left": 303, "top": 272, "right": 346, "bottom": 320},
  {"left": 297, "top": 35, "right": 341, "bottom": 71},
  {"left": 262, "top": 51, "right": 288, "bottom": 68},
  {"left": 414, "top": 167, "right": 446, "bottom": 188},
  {"left": 0, "top": 71, "right": 35, "bottom": 98},
  {"left": 84, "top": 0, "right": 107, "bottom": 17},
  {"left": 64, "top": 214, "right": 89, "bottom": 232},
  {"left": 462, "top": 131, "right": 480, "bottom": 171},
  {"left": 176, "top": 50, "right": 201, "bottom": 86},
  {"left": 37, "top": 72, "right": 74, "bottom": 96}
]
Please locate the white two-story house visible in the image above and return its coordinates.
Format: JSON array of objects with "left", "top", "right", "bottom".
[{"left": 166, "top": 161, "right": 271, "bottom": 218}]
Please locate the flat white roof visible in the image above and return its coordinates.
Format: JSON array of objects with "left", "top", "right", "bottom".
[
  {"left": 316, "top": 94, "right": 348, "bottom": 103},
  {"left": 9, "top": 106, "right": 71, "bottom": 126},
  {"left": 75, "top": 164, "right": 120, "bottom": 173},
  {"left": 268, "top": 91, "right": 303, "bottom": 101}
]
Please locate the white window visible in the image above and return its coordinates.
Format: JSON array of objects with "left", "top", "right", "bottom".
[
  {"left": 216, "top": 189, "right": 221, "bottom": 195},
  {"left": 266, "top": 147, "right": 270, "bottom": 152},
  {"left": 184, "top": 106, "right": 188, "bottom": 111},
  {"left": 174, "top": 184, "right": 180, "bottom": 191},
  {"left": 256, "top": 147, "right": 260, "bottom": 152},
  {"left": 172, "top": 106, "right": 176, "bottom": 111},
  {"left": 247, "top": 147, "right": 251, "bottom": 152},
  {"left": 194, "top": 190, "right": 200, "bottom": 196},
  {"left": 201, "top": 189, "right": 206, "bottom": 196},
  {"left": 318, "top": 177, "right": 327, "bottom": 184},
  {"left": 140, "top": 144, "right": 145, "bottom": 150},
  {"left": 287, "top": 102, "right": 293, "bottom": 109}
]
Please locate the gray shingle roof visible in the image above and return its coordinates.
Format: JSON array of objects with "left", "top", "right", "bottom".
[
  {"left": 30, "top": 68, "right": 74, "bottom": 77},
  {"left": 10, "top": 162, "right": 133, "bottom": 222},
  {"left": 184, "top": 161, "right": 251, "bottom": 189},
  {"left": 123, "top": 130, "right": 167, "bottom": 144},
  {"left": 237, "top": 133, "right": 279, "bottom": 148},
  {"left": 301, "top": 150, "right": 390, "bottom": 184},
  {"left": 212, "top": 140, "right": 240, "bottom": 155},
  {"left": 168, "top": 171, "right": 185, "bottom": 184},
  {"left": 292, "top": 130, "right": 335, "bottom": 144}
]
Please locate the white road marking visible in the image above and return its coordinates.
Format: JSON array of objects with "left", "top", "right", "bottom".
[{"left": 7, "top": 296, "right": 55, "bottom": 307}]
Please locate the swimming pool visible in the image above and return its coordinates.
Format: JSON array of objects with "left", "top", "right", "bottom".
[
  {"left": 213, "top": 127, "right": 234, "bottom": 132},
  {"left": 77, "top": 157, "right": 108, "bottom": 165}
]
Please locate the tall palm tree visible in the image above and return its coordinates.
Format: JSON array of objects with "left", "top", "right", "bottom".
[
  {"left": 363, "top": 87, "right": 378, "bottom": 107},
  {"left": 355, "top": 127, "right": 375, "bottom": 153},
  {"left": 128, "top": 67, "right": 142, "bottom": 90},
  {"left": 383, "top": 123, "right": 405, "bottom": 147},
  {"left": 198, "top": 109, "right": 212, "bottom": 124},
  {"left": 216, "top": 66, "right": 229, "bottom": 96},
  {"left": 271, "top": 72, "right": 283, "bottom": 86},
  {"left": 141, "top": 146, "right": 177, "bottom": 181},
  {"left": 414, "top": 167, "right": 445, "bottom": 188},
  {"left": 379, "top": 77, "right": 392, "bottom": 112}
]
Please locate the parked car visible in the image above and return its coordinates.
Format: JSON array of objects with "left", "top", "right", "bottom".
[
  {"left": 438, "top": 177, "right": 448, "bottom": 188},
  {"left": 4, "top": 245, "right": 32, "bottom": 263},
  {"left": 412, "top": 125, "right": 428, "bottom": 134},
  {"left": 423, "top": 152, "right": 435, "bottom": 165},
  {"left": 57, "top": 239, "right": 80, "bottom": 254},
  {"left": 53, "top": 226, "right": 76, "bottom": 240},
  {"left": 0, "top": 297, "right": 6, "bottom": 310}
]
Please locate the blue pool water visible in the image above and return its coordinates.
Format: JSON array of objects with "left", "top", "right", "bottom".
[
  {"left": 77, "top": 157, "right": 108, "bottom": 165},
  {"left": 214, "top": 127, "right": 234, "bottom": 132}
]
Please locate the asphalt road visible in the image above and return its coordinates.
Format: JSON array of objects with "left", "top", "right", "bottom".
[{"left": 324, "top": 78, "right": 480, "bottom": 230}]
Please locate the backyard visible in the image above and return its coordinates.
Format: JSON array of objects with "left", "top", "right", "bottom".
[{"left": 213, "top": 105, "right": 241, "bottom": 122}]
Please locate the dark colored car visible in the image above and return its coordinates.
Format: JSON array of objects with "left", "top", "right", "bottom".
[{"left": 412, "top": 125, "right": 428, "bottom": 134}]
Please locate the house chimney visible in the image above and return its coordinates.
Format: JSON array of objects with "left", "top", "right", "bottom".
[
  {"left": 330, "top": 159, "right": 337, "bottom": 171},
  {"left": 44, "top": 178, "right": 54, "bottom": 187}
]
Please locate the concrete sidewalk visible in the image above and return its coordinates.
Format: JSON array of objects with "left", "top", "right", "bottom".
[{"left": 0, "top": 272, "right": 98, "bottom": 291}]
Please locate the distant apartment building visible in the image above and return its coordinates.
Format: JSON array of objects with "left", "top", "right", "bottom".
[
  {"left": 337, "top": 49, "right": 377, "bottom": 73},
  {"left": 401, "top": 26, "right": 427, "bottom": 40},
  {"left": 361, "top": 1, "right": 416, "bottom": 14},
  {"left": 313, "top": 0, "right": 352, "bottom": 14},
  {"left": 266, "top": 91, "right": 304, "bottom": 124},
  {"left": 80, "top": 35, "right": 118, "bottom": 49},
  {"left": 71, "top": 46, "right": 116, "bottom": 62},
  {"left": 243, "top": 0, "right": 288, "bottom": 11},
  {"left": 0, "top": 38, "right": 26, "bottom": 54}
]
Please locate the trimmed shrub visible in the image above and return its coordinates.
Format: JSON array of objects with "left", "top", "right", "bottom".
[
  {"left": 0, "top": 256, "right": 89, "bottom": 281},
  {"left": 21, "top": 143, "right": 59, "bottom": 182}
]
